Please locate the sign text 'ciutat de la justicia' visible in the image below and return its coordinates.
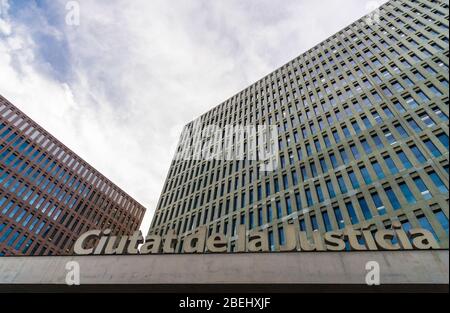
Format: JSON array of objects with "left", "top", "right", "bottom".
[{"left": 73, "top": 221, "right": 441, "bottom": 255}]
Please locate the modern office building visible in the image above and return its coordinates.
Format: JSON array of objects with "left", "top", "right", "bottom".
[
  {"left": 149, "top": 0, "right": 449, "bottom": 252},
  {"left": 0, "top": 95, "right": 146, "bottom": 256}
]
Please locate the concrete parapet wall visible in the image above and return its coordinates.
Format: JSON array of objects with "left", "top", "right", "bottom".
[{"left": 0, "top": 250, "right": 448, "bottom": 285}]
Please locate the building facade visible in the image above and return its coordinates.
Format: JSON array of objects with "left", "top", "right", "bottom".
[
  {"left": 0, "top": 96, "right": 146, "bottom": 256},
  {"left": 149, "top": 0, "right": 449, "bottom": 253}
]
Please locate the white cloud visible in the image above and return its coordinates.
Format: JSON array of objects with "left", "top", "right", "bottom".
[{"left": 0, "top": 0, "right": 387, "bottom": 234}]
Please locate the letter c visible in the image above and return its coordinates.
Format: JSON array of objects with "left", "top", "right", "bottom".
[
  {"left": 375, "top": 230, "right": 400, "bottom": 250},
  {"left": 74, "top": 230, "right": 101, "bottom": 255}
]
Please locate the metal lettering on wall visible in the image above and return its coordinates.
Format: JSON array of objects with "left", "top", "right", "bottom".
[{"left": 74, "top": 221, "right": 440, "bottom": 255}]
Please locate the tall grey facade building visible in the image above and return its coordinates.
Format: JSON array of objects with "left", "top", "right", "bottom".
[{"left": 149, "top": 0, "right": 449, "bottom": 252}]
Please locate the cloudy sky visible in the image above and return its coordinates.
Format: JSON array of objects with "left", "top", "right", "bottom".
[{"left": 0, "top": 0, "right": 387, "bottom": 233}]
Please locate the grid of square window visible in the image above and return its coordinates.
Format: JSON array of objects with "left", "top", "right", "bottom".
[
  {"left": 0, "top": 97, "right": 146, "bottom": 256},
  {"left": 149, "top": 0, "right": 449, "bottom": 252}
]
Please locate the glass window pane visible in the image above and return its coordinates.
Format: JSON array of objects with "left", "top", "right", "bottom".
[
  {"left": 345, "top": 202, "right": 359, "bottom": 224},
  {"left": 434, "top": 210, "right": 449, "bottom": 235},
  {"left": 358, "top": 197, "right": 372, "bottom": 220},
  {"left": 413, "top": 177, "right": 432, "bottom": 200},
  {"left": 371, "top": 192, "right": 386, "bottom": 215},
  {"left": 424, "top": 139, "right": 442, "bottom": 157},
  {"left": 385, "top": 186, "right": 401, "bottom": 210},
  {"left": 417, "top": 215, "right": 438, "bottom": 241},
  {"left": 428, "top": 171, "right": 448, "bottom": 193},
  {"left": 399, "top": 182, "right": 416, "bottom": 204}
]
